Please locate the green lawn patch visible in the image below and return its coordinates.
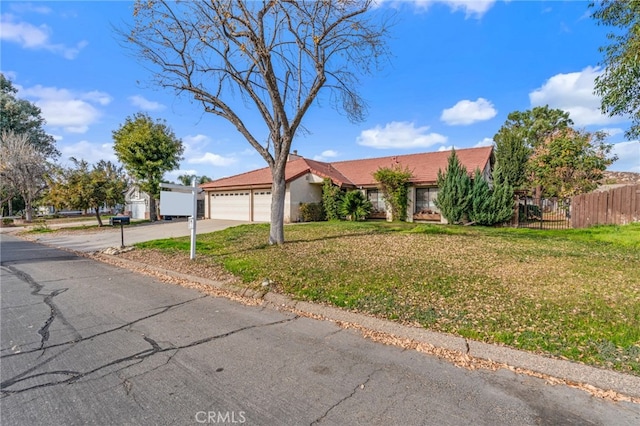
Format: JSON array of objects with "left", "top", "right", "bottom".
[{"left": 135, "top": 221, "right": 640, "bottom": 374}]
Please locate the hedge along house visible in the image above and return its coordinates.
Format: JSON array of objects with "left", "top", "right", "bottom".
[{"left": 200, "top": 147, "right": 494, "bottom": 223}]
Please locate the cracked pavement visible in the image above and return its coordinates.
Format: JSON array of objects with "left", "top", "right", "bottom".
[{"left": 1, "top": 235, "right": 639, "bottom": 425}]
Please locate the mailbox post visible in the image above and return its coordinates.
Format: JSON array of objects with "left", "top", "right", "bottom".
[{"left": 109, "top": 216, "right": 130, "bottom": 248}]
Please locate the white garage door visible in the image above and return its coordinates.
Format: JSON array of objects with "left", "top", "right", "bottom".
[
  {"left": 130, "top": 201, "right": 146, "bottom": 219},
  {"left": 252, "top": 190, "right": 272, "bottom": 222},
  {"left": 210, "top": 191, "right": 251, "bottom": 220}
]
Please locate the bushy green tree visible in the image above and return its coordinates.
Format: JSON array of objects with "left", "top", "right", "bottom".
[
  {"left": 322, "top": 178, "right": 343, "bottom": 221},
  {"left": 591, "top": 0, "right": 640, "bottom": 139},
  {"left": 339, "top": 190, "right": 372, "bottom": 221},
  {"left": 434, "top": 149, "right": 471, "bottom": 224},
  {"left": 113, "top": 113, "right": 184, "bottom": 221},
  {"left": 493, "top": 106, "right": 573, "bottom": 189},
  {"left": 0, "top": 74, "right": 58, "bottom": 159},
  {"left": 528, "top": 129, "right": 616, "bottom": 197},
  {"left": 47, "top": 158, "right": 128, "bottom": 226},
  {"left": 373, "top": 165, "right": 413, "bottom": 221}
]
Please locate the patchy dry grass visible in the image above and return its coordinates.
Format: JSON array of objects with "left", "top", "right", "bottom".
[{"left": 132, "top": 221, "right": 640, "bottom": 374}]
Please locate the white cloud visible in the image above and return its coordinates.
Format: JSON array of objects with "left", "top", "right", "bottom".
[
  {"left": 84, "top": 91, "right": 112, "bottom": 106},
  {"left": 18, "top": 84, "right": 110, "bottom": 133},
  {"left": 183, "top": 134, "right": 211, "bottom": 145},
  {"left": 0, "top": 14, "right": 88, "bottom": 59},
  {"left": 474, "top": 137, "right": 494, "bottom": 148},
  {"left": 189, "top": 152, "right": 237, "bottom": 167},
  {"left": 129, "top": 95, "right": 165, "bottom": 111},
  {"left": 357, "top": 121, "right": 447, "bottom": 149},
  {"left": 529, "top": 66, "right": 625, "bottom": 127},
  {"left": 435, "top": 0, "right": 496, "bottom": 19},
  {"left": 59, "top": 140, "right": 117, "bottom": 167},
  {"left": 609, "top": 141, "right": 640, "bottom": 173},
  {"left": 181, "top": 134, "right": 237, "bottom": 167},
  {"left": 314, "top": 149, "right": 339, "bottom": 161},
  {"left": 441, "top": 98, "right": 497, "bottom": 125},
  {"left": 599, "top": 128, "right": 624, "bottom": 137},
  {"left": 376, "top": 0, "right": 497, "bottom": 19},
  {"left": 437, "top": 145, "right": 462, "bottom": 152},
  {"left": 0, "top": 69, "right": 18, "bottom": 81}
]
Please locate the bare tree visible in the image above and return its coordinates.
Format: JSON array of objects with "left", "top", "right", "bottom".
[
  {"left": 126, "top": 0, "right": 390, "bottom": 244},
  {"left": 0, "top": 131, "right": 51, "bottom": 221}
]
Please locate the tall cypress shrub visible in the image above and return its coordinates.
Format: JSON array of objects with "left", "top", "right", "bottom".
[
  {"left": 488, "top": 167, "right": 515, "bottom": 225},
  {"left": 468, "top": 167, "right": 515, "bottom": 226},
  {"left": 434, "top": 149, "right": 471, "bottom": 224},
  {"left": 468, "top": 168, "right": 492, "bottom": 225}
]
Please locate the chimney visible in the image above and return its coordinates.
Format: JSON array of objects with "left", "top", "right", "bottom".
[{"left": 288, "top": 150, "right": 302, "bottom": 162}]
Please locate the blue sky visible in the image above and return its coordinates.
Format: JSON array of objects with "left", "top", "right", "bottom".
[{"left": 2, "top": 0, "right": 639, "bottom": 181}]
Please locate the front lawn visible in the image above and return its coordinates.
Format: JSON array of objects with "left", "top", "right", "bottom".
[{"left": 135, "top": 221, "right": 640, "bottom": 374}]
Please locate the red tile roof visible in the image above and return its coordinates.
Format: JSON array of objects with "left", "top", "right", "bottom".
[
  {"left": 332, "top": 146, "right": 494, "bottom": 186},
  {"left": 200, "top": 146, "right": 494, "bottom": 190}
]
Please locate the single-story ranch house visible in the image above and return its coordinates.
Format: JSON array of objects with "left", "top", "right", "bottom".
[{"left": 201, "top": 146, "right": 494, "bottom": 223}]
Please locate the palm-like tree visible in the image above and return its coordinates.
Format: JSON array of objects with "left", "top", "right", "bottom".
[{"left": 339, "top": 190, "right": 372, "bottom": 221}]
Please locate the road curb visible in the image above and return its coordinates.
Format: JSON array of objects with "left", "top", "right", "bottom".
[{"left": 94, "top": 252, "right": 640, "bottom": 401}]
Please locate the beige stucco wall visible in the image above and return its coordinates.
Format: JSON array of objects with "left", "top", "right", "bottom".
[
  {"left": 286, "top": 173, "right": 323, "bottom": 222},
  {"left": 406, "top": 186, "right": 415, "bottom": 223},
  {"left": 204, "top": 190, "right": 210, "bottom": 219}
]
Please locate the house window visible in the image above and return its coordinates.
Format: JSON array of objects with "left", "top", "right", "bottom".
[
  {"left": 367, "top": 189, "right": 384, "bottom": 213},
  {"left": 415, "top": 188, "right": 439, "bottom": 213}
]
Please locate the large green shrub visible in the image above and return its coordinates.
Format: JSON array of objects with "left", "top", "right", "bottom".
[
  {"left": 467, "top": 168, "right": 515, "bottom": 226},
  {"left": 322, "top": 178, "right": 343, "bottom": 221},
  {"left": 434, "top": 149, "right": 471, "bottom": 224},
  {"left": 299, "top": 202, "right": 324, "bottom": 222},
  {"left": 373, "top": 165, "right": 413, "bottom": 221},
  {"left": 339, "top": 190, "right": 372, "bottom": 221}
]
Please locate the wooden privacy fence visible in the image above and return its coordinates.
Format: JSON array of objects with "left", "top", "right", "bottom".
[{"left": 571, "top": 184, "right": 640, "bottom": 228}]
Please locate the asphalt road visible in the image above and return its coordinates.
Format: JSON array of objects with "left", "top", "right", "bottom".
[{"left": 1, "top": 235, "right": 639, "bottom": 425}]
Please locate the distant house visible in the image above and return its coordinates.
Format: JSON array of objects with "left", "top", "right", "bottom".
[
  {"left": 124, "top": 185, "right": 151, "bottom": 220},
  {"left": 200, "top": 146, "right": 494, "bottom": 223}
]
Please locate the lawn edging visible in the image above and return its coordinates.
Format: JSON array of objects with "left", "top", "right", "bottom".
[{"left": 94, "top": 251, "right": 640, "bottom": 402}]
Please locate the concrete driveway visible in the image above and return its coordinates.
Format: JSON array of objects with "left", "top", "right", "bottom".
[{"left": 1, "top": 219, "right": 250, "bottom": 253}]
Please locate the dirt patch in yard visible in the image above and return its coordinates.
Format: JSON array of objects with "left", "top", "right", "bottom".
[{"left": 115, "top": 248, "right": 241, "bottom": 285}]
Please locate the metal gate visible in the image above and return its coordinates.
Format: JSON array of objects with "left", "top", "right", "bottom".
[{"left": 513, "top": 196, "right": 571, "bottom": 230}]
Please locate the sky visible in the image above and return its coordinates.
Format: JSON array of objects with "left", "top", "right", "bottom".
[{"left": 1, "top": 0, "right": 639, "bottom": 182}]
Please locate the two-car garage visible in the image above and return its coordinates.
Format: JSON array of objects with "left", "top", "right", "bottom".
[{"left": 209, "top": 189, "right": 272, "bottom": 222}]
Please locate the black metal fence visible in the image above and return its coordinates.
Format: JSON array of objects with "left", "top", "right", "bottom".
[{"left": 511, "top": 196, "right": 571, "bottom": 230}]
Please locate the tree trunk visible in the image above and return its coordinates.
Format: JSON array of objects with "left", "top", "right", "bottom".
[
  {"left": 149, "top": 197, "right": 157, "bottom": 221},
  {"left": 24, "top": 198, "right": 33, "bottom": 222},
  {"left": 269, "top": 169, "right": 286, "bottom": 245},
  {"left": 94, "top": 207, "right": 103, "bottom": 227}
]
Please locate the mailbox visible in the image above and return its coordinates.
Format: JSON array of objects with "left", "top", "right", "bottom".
[{"left": 110, "top": 216, "right": 130, "bottom": 226}]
